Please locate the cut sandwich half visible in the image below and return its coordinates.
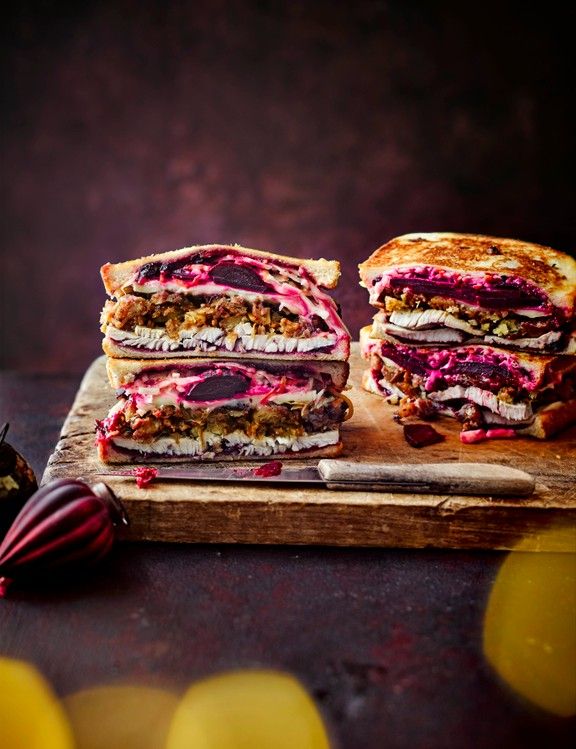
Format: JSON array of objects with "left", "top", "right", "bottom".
[
  {"left": 359, "top": 233, "right": 576, "bottom": 352},
  {"left": 97, "top": 357, "right": 352, "bottom": 463},
  {"left": 101, "top": 244, "right": 350, "bottom": 360},
  {"left": 360, "top": 326, "right": 576, "bottom": 440}
]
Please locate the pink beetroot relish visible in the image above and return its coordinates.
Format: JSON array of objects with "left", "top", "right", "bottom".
[
  {"left": 134, "top": 466, "right": 158, "bottom": 488},
  {"left": 252, "top": 460, "right": 283, "bottom": 477},
  {"left": 375, "top": 341, "right": 537, "bottom": 392},
  {"left": 382, "top": 266, "right": 552, "bottom": 312}
]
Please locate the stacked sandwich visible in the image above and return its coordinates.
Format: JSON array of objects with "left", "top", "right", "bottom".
[
  {"left": 96, "top": 244, "right": 352, "bottom": 462},
  {"left": 358, "top": 233, "right": 576, "bottom": 441}
]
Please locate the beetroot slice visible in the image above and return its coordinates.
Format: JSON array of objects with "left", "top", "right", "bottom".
[
  {"left": 403, "top": 423, "right": 445, "bottom": 448},
  {"left": 184, "top": 374, "right": 251, "bottom": 401},
  {"left": 389, "top": 277, "right": 545, "bottom": 310},
  {"left": 209, "top": 263, "right": 272, "bottom": 293}
]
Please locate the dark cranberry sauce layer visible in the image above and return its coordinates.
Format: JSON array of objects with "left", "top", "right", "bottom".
[
  {"left": 183, "top": 373, "right": 251, "bottom": 401},
  {"left": 385, "top": 268, "right": 551, "bottom": 311},
  {"left": 137, "top": 249, "right": 294, "bottom": 293}
]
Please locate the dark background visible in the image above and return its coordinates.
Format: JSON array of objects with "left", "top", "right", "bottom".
[{"left": 1, "top": 0, "right": 575, "bottom": 371}]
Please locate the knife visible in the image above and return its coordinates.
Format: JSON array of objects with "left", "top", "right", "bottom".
[{"left": 97, "top": 460, "right": 535, "bottom": 496}]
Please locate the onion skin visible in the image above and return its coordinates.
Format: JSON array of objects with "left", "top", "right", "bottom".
[
  {"left": 0, "top": 478, "right": 128, "bottom": 597},
  {"left": 0, "top": 423, "right": 38, "bottom": 538}
]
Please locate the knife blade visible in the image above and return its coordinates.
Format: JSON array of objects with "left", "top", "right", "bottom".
[{"left": 96, "top": 460, "right": 535, "bottom": 496}]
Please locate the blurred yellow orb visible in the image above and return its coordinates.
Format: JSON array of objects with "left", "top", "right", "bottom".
[
  {"left": 166, "top": 670, "right": 330, "bottom": 749},
  {"left": 0, "top": 657, "right": 74, "bottom": 749},
  {"left": 483, "top": 526, "right": 576, "bottom": 717},
  {"left": 63, "top": 684, "right": 179, "bottom": 749}
]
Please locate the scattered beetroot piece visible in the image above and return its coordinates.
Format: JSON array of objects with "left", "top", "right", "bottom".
[
  {"left": 133, "top": 466, "right": 158, "bottom": 488},
  {"left": 403, "top": 423, "right": 445, "bottom": 448},
  {"left": 252, "top": 461, "right": 283, "bottom": 477}
]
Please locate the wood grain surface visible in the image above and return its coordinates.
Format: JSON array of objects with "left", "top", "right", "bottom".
[{"left": 42, "top": 346, "right": 576, "bottom": 550}]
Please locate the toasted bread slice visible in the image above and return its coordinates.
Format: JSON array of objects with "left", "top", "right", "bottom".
[
  {"left": 519, "top": 400, "right": 576, "bottom": 439},
  {"left": 359, "top": 232, "right": 576, "bottom": 314},
  {"left": 102, "top": 243, "right": 341, "bottom": 296},
  {"left": 98, "top": 436, "right": 343, "bottom": 464}
]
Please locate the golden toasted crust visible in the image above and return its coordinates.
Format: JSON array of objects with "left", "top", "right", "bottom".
[
  {"left": 102, "top": 335, "right": 351, "bottom": 363},
  {"left": 359, "top": 325, "right": 374, "bottom": 359},
  {"left": 359, "top": 233, "right": 576, "bottom": 313},
  {"left": 101, "top": 243, "right": 341, "bottom": 296},
  {"left": 106, "top": 356, "right": 350, "bottom": 391},
  {"left": 98, "top": 439, "right": 343, "bottom": 464},
  {"left": 361, "top": 368, "right": 382, "bottom": 397},
  {"left": 519, "top": 400, "right": 576, "bottom": 439}
]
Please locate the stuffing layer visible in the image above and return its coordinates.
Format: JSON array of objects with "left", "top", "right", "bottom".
[
  {"left": 98, "top": 395, "right": 350, "bottom": 444},
  {"left": 102, "top": 291, "right": 329, "bottom": 341},
  {"left": 381, "top": 293, "right": 559, "bottom": 340}
]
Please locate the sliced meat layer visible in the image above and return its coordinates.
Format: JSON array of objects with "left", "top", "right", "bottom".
[
  {"left": 428, "top": 386, "right": 532, "bottom": 421},
  {"left": 372, "top": 299, "right": 566, "bottom": 352}
]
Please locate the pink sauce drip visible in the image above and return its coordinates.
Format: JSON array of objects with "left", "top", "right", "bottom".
[
  {"left": 252, "top": 461, "right": 283, "bottom": 477},
  {"left": 134, "top": 466, "right": 158, "bottom": 488},
  {"left": 460, "top": 428, "right": 517, "bottom": 444}
]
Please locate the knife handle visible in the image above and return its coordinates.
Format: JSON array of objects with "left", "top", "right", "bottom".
[{"left": 317, "top": 460, "right": 535, "bottom": 497}]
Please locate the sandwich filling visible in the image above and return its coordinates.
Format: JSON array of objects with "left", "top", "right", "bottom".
[
  {"left": 361, "top": 335, "right": 576, "bottom": 432},
  {"left": 367, "top": 266, "right": 568, "bottom": 351},
  {"left": 101, "top": 248, "right": 349, "bottom": 357},
  {"left": 97, "top": 362, "right": 352, "bottom": 460}
]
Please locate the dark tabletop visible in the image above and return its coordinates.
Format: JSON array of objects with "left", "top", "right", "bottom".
[{"left": 0, "top": 372, "right": 574, "bottom": 749}]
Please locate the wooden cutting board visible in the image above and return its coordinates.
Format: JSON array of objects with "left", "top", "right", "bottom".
[{"left": 42, "top": 346, "right": 576, "bottom": 551}]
